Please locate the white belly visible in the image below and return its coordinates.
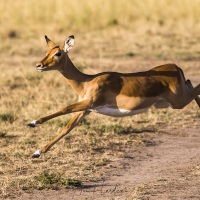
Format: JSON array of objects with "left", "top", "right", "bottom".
[{"left": 89, "top": 106, "right": 147, "bottom": 117}]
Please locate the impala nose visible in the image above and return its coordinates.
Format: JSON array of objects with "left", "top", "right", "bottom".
[{"left": 36, "top": 63, "right": 43, "bottom": 68}]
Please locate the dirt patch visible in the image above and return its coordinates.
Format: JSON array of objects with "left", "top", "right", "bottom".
[{"left": 15, "top": 120, "right": 200, "bottom": 200}]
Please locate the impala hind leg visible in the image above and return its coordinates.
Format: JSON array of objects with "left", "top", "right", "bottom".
[
  {"left": 32, "top": 111, "right": 90, "bottom": 158},
  {"left": 28, "top": 99, "right": 91, "bottom": 127},
  {"left": 170, "top": 81, "right": 200, "bottom": 109},
  {"left": 186, "top": 80, "right": 200, "bottom": 107}
]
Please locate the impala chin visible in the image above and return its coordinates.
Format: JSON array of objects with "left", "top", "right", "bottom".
[{"left": 36, "top": 67, "right": 48, "bottom": 72}]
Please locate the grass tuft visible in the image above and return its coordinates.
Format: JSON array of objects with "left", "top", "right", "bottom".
[
  {"left": 108, "top": 19, "right": 119, "bottom": 26},
  {"left": 8, "top": 30, "right": 18, "bottom": 38},
  {"left": 126, "top": 52, "right": 135, "bottom": 57},
  {"left": 0, "top": 113, "right": 15, "bottom": 123},
  {"left": 66, "top": 179, "right": 82, "bottom": 188},
  {"left": 93, "top": 124, "right": 125, "bottom": 134},
  {"left": 0, "top": 132, "right": 7, "bottom": 138},
  {"left": 36, "top": 171, "right": 82, "bottom": 189}
]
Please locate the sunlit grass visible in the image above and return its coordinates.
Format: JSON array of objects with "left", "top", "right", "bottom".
[
  {"left": 0, "top": 0, "right": 200, "bottom": 198},
  {"left": 1, "top": 0, "right": 200, "bottom": 39}
]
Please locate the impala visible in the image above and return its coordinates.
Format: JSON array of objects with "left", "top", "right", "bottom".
[{"left": 28, "top": 35, "right": 200, "bottom": 158}]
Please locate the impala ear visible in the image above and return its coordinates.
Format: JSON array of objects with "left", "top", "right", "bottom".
[
  {"left": 63, "top": 35, "right": 75, "bottom": 52},
  {"left": 44, "top": 35, "right": 56, "bottom": 49}
]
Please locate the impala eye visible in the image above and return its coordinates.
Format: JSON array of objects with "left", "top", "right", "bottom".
[{"left": 55, "top": 52, "right": 61, "bottom": 57}]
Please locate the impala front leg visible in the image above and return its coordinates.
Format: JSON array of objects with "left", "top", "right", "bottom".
[
  {"left": 28, "top": 99, "right": 92, "bottom": 127},
  {"left": 32, "top": 111, "right": 90, "bottom": 158}
]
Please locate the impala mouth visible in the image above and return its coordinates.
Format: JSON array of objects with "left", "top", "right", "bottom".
[{"left": 36, "top": 66, "right": 48, "bottom": 72}]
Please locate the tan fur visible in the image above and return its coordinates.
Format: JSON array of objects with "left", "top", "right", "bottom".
[{"left": 30, "top": 35, "right": 200, "bottom": 157}]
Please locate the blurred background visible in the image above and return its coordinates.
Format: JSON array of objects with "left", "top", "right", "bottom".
[
  {"left": 1, "top": 0, "right": 200, "bottom": 35},
  {"left": 1, "top": 0, "right": 200, "bottom": 60}
]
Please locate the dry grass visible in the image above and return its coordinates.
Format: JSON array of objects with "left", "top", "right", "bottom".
[
  {"left": 1, "top": 0, "right": 200, "bottom": 36},
  {"left": 0, "top": 0, "right": 200, "bottom": 198}
]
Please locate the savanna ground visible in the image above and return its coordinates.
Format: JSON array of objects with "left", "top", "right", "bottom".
[{"left": 0, "top": 0, "right": 200, "bottom": 199}]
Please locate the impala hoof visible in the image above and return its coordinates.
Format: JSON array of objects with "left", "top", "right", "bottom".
[
  {"left": 28, "top": 120, "right": 38, "bottom": 128},
  {"left": 32, "top": 150, "right": 41, "bottom": 158}
]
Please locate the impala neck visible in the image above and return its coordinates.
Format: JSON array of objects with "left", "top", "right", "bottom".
[{"left": 59, "top": 55, "right": 88, "bottom": 95}]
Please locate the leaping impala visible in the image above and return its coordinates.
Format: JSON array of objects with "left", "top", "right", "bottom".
[{"left": 28, "top": 35, "right": 200, "bottom": 158}]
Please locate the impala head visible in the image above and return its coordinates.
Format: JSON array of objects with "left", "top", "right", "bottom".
[{"left": 36, "top": 35, "right": 75, "bottom": 72}]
